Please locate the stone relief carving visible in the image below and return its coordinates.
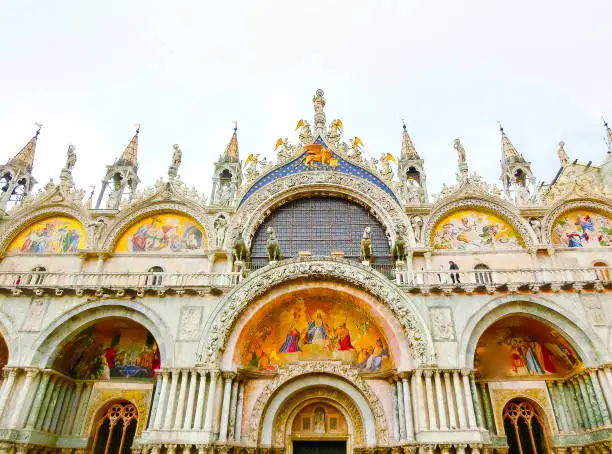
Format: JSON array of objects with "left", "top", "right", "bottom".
[
  {"left": 246, "top": 362, "right": 387, "bottom": 445},
  {"left": 178, "top": 306, "right": 203, "bottom": 341},
  {"left": 199, "top": 258, "right": 435, "bottom": 367},
  {"left": 580, "top": 294, "right": 608, "bottom": 327},
  {"left": 20, "top": 297, "right": 49, "bottom": 332},
  {"left": 429, "top": 307, "right": 456, "bottom": 341}
]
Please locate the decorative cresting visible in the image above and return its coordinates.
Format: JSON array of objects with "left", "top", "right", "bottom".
[
  {"left": 273, "top": 390, "right": 365, "bottom": 447},
  {"left": 541, "top": 198, "right": 612, "bottom": 246},
  {"left": 248, "top": 362, "right": 386, "bottom": 445},
  {"left": 198, "top": 257, "right": 435, "bottom": 366},
  {"left": 422, "top": 197, "right": 535, "bottom": 250},
  {"left": 225, "top": 172, "right": 410, "bottom": 249},
  {"left": 275, "top": 392, "right": 364, "bottom": 446}
]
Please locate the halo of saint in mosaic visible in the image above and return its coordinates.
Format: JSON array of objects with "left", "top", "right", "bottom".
[
  {"left": 237, "top": 296, "right": 392, "bottom": 372},
  {"left": 552, "top": 209, "right": 612, "bottom": 248},
  {"left": 8, "top": 216, "right": 85, "bottom": 254},
  {"left": 116, "top": 213, "right": 207, "bottom": 253},
  {"left": 474, "top": 316, "right": 582, "bottom": 379},
  {"left": 432, "top": 209, "right": 522, "bottom": 250}
]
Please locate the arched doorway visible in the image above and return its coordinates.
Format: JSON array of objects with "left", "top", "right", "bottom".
[
  {"left": 502, "top": 399, "right": 550, "bottom": 454},
  {"left": 91, "top": 401, "right": 138, "bottom": 454}
]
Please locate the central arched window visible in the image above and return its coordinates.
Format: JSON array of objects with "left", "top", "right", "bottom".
[
  {"left": 250, "top": 197, "right": 391, "bottom": 268},
  {"left": 92, "top": 402, "right": 138, "bottom": 454},
  {"left": 503, "top": 399, "right": 550, "bottom": 454}
]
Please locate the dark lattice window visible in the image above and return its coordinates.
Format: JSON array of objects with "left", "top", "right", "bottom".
[{"left": 250, "top": 197, "right": 391, "bottom": 268}]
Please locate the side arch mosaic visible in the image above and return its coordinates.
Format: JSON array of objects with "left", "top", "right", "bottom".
[{"left": 7, "top": 215, "right": 85, "bottom": 254}]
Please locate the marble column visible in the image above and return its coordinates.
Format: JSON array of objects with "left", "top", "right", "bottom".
[
  {"left": 0, "top": 369, "right": 18, "bottom": 421},
  {"left": 589, "top": 369, "right": 611, "bottom": 425},
  {"left": 73, "top": 382, "right": 93, "bottom": 434},
  {"left": 402, "top": 375, "right": 414, "bottom": 440},
  {"left": 193, "top": 370, "right": 208, "bottom": 430},
  {"left": 424, "top": 371, "right": 437, "bottom": 430},
  {"left": 478, "top": 383, "right": 493, "bottom": 433},
  {"left": 461, "top": 370, "right": 477, "bottom": 429},
  {"left": 547, "top": 381, "right": 565, "bottom": 433},
  {"left": 396, "top": 379, "right": 406, "bottom": 441},
  {"left": 35, "top": 375, "right": 57, "bottom": 430},
  {"left": 62, "top": 381, "right": 84, "bottom": 434},
  {"left": 557, "top": 382, "right": 575, "bottom": 432},
  {"left": 227, "top": 379, "right": 239, "bottom": 440},
  {"left": 234, "top": 381, "right": 244, "bottom": 442},
  {"left": 410, "top": 371, "right": 421, "bottom": 432},
  {"left": 414, "top": 370, "right": 427, "bottom": 431},
  {"left": 218, "top": 372, "right": 235, "bottom": 442},
  {"left": 434, "top": 371, "right": 447, "bottom": 430},
  {"left": 10, "top": 368, "right": 39, "bottom": 428},
  {"left": 174, "top": 370, "right": 189, "bottom": 428},
  {"left": 554, "top": 382, "right": 570, "bottom": 432},
  {"left": 452, "top": 371, "right": 467, "bottom": 429},
  {"left": 580, "top": 374, "right": 601, "bottom": 427},
  {"left": 184, "top": 370, "right": 199, "bottom": 430},
  {"left": 597, "top": 368, "right": 612, "bottom": 416},
  {"left": 147, "top": 373, "right": 163, "bottom": 430},
  {"left": 469, "top": 375, "right": 484, "bottom": 429},
  {"left": 569, "top": 379, "right": 587, "bottom": 429},
  {"left": 574, "top": 377, "right": 594, "bottom": 428},
  {"left": 444, "top": 372, "right": 457, "bottom": 429},
  {"left": 164, "top": 369, "right": 180, "bottom": 429},
  {"left": 392, "top": 380, "right": 400, "bottom": 442},
  {"left": 203, "top": 370, "right": 219, "bottom": 435},
  {"left": 42, "top": 377, "right": 63, "bottom": 431},
  {"left": 154, "top": 370, "right": 170, "bottom": 429},
  {"left": 26, "top": 372, "right": 51, "bottom": 429},
  {"left": 50, "top": 381, "right": 70, "bottom": 433}
]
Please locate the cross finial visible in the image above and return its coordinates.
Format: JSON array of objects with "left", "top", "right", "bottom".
[
  {"left": 233, "top": 120, "right": 238, "bottom": 132},
  {"left": 498, "top": 121, "right": 503, "bottom": 133},
  {"left": 34, "top": 122, "right": 43, "bottom": 137},
  {"left": 134, "top": 123, "right": 141, "bottom": 134},
  {"left": 401, "top": 118, "right": 407, "bottom": 131}
]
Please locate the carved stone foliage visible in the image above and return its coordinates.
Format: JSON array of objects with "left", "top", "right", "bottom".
[
  {"left": 273, "top": 388, "right": 365, "bottom": 447},
  {"left": 246, "top": 362, "right": 387, "bottom": 445},
  {"left": 541, "top": 199, "right": 612, "bottom": 246},
  {"left": 226, "top": 172, "right": 411, "bottom": 249},
  {"left": 429, "top": 307, "right": 456, "bottom": 341},
  {"left": 422, "top": 197, "right": 535, "bottom": 250},
  {"left": 199, "top": 258, "right": 435, "bottom": 367}
]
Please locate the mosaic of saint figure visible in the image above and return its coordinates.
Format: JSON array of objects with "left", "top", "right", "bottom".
[
  {"left": 552, "top": 210, "right": 612, "bottom": 248},
  {"left": 10, "top": 217, "right": 84, "bottom": 254}
]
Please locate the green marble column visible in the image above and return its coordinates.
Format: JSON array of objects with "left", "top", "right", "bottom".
[
  {"left": 25, "top": 371, "right": 51, "bottom": 429},
  {"left": 589, "top": 370, "right": 611, "bottom": 426}
]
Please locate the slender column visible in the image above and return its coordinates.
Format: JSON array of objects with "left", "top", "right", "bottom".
[
  {"left": 234, "top": 381, "right": 244, "bottom": 442},
  {"left": 35, "top": 375, "right": 58, "bottom": 430},
  {"left": 423, "top": 370, "right": 437, "bottom": 430},
  {"left": 444, "top": 372, "right": 457, "bottom": 429},
  {"left": 164, "top": 369, "right": 180, "bottom": 429},
  {"left": 462, "top": 370, "right": 477, "bottom": 429},
  {"left": 26, "top": 372, "right": 51, "bottom": 429},
  {"left": 547, "top": 381, "right": 565, "bottom": 433},
  {"left": 582, "top": 374, "right": 602, "bottom": 427},
  {"left": 478, "top": 383, "right": 491, "bottom": 432},
  {"left": 564, "top": 381, "right": 581, "bottom": 430},
  {"left": 557, "top": 382, "right": 575, "bottom": 432},
  {"left": 148, "top": 373, "right": 163, "bottom": 429},
  {"left": 0, "top": 369, "right": 18, "bottom": 420},
  {"left": 605, "top": 367, "right": 612, "bottom": 398},
  {"left": 203, "top": 370, "right": 219, "bottom": 435},
  {"left": 193, "top": 370, "right": 207, "bottom": 430},
  {"left": 453, "top": 371, "right": 467, "bottom": 429},
  {"left": 401, "top": 375, "right": 414, "bottom": 440},
  {"left": 469, "top": 375, "right": 484, "bottom": 429},
  {"left": 434, "top": 371, "right": 447, "bottom": 430},
  {"left": 553, "top": 382, "right": 570, "bottom": 432},
  {"left": 174, "top": 370, "right": 189, "bottom": 428},
  {"left": 396, "top": 379, "right": 406, "bottom": 441},
  {"left": 73, "top": 382, "right": 94, "bottom": 434},
  {"left": 570, "top": 379, "right": 589, "bottom": 429},
  {"left": 166, "top": 445, "right": 177, "bottom": 454},
  {"left": 62, "top": 381, "right": 84, "bottom": 434},
  {"left": 576, "top": 377, "right": 595, "bottom": 428},
  {"left": 42, "top": 377, "right": 63, "bottom": 431},
  {"left": 218, "top": 372, "right": 235, "bottom": 442},
  {"left": 154, "top": 370, "right": 170, "bottom": 429},
  {"left": 414, "top": 370, "right": 426, "bottom": 431},
  {"left": 589, "top": 369, "right": 611, "bottom": 425},
  {"left": 184, "top": 370, "right": 199, "bottom": 429},
  {"left": 50, "top": 381, "right": 69, "bottom": 433},
  {"left": 392, "top": 380, "right": 400, "bottom": 442},
  {"left": 597, "top": 369, "right": 612, "bottom": 417},
  {"left": 227, "top": 379, "right": 239, "bottom": 440},
  {"left": 10, "top": 368, "right": 39, "bottom": 428},
  {"left": 58, "top": 385, "right": 76, "bottom": 434}
]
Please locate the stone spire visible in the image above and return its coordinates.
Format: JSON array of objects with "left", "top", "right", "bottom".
[
  {"left": 222, "top": 122, "right": 239, "bottom": 163},
  {"left": 500, "top": 125, "right": 523, "bottom": 162},
  {"left": 116, "top": 126, "right": 139, "bottom": 168},
  {"left": 8, "top": 125, "right": 41, "bottom": 172},
  {"left": 400, "top": 122, "right": 419, "bottom": 160},
  {"left": 312, "top": 89, "right": 327, "bottom": 137}
]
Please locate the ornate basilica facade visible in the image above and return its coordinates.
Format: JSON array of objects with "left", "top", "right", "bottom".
[{"left": 0, "top": 91, "right": 611, "bottom": 454}]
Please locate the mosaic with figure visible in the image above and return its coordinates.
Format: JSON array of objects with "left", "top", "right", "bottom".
[
  {"left": 432, "top": 210, "right": 522, "bottom": 250},
  {"left": 8, "top": 216, "right": 85, "bottom": 254},
  {"left": 237, "top": 296, "right": 392, "bottom": 372},
  {"left": 474, "top": 316, "right": 582, "bottom": 378},
  {"left": 53, "top": 319, "right": 160, "bottom": 380},
  {"left": 552, "top": 210, "right": 612, "bottom": 248},
  {"left": 115, "top": 213, "right": 207, "bottom": 253}
]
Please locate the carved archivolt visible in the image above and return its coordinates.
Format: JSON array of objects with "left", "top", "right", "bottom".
[
  {"left": 248, "top": 362, "right": 386, "bottom": 445},
  {"left": 422, "top": 197, "right": 535, "bottom": 249},
  {"left": 225, "top": 172, "right": 412, "bottom": 249},
  {"left": 541, "top": 198, "right": 612, "bottom": 246},
  {"left": 199, "top": 258, "right": 435, "bottom": 367},
  {"left": 273, "top": 391, "right": 364, "bottom": 447}
]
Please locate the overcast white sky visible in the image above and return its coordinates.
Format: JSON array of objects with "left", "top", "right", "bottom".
[{"left": 1, "top": 1, "right": 611, "bottom": 201}]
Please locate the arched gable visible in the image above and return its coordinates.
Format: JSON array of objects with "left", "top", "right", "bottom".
[
  {"left": 423, "top": 197, "right": 534, "bottom": 250},
  {"left": 542, "top": 199, "right": 612, "bottom": 248}
]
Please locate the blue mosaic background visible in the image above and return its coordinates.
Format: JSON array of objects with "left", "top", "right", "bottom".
[{"left": 239, "top": 136, "right": 398, "bottom": 206}]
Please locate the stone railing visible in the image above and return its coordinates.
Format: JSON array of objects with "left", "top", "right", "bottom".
[
  {"left": 395, "top": 266, "right": 612, "bottom": 293},
  {"left": 0, "top": 271, "right": 241, "bottom": 296}
]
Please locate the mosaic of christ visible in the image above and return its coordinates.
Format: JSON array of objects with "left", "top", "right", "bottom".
[
  {"left": 237, "top": 295, "right": 392, "bottom": 372},
  {"left": 474, "top": 316, "right": 582, "bottom": 379}
]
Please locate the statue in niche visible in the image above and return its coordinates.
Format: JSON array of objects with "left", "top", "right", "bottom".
[
  {"left": 411, "top": 215, "right": 424, "bottom": 244},
  {"left": 214, "top": 216, "right": 228, "bottom": 249},
  {"left": 266, "top": 226, "right": 281, "bottom": 262},
  {"left": 217, "top": 183, "right": 232, "bottom": 206},
  {"left": 313, "top": 407, "right": 326, "bottom": 433},
  {"left": 360, "top": 226, "right": 373, "bottom": 263},
  {"left": 405, "top": 177, "right": 422, "bottom": 204},
  {"left": 529, "top": 217, "right": 542, "bottom": 242},
  {"left": 87, "top": 217, "right": 106, "bottom": 246}
]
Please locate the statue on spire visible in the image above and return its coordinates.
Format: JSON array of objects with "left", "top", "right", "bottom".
[
  {"left": 59, "top": 144, "right": 77, "bottom": 189},
  {"left": 168, "top": 144, "right": 182, "bottom": 179},
  {"left": 558, "top": 141, "right": 570, "bottom": 167},
  {"left": 312, "top": 89, "right": 327, "bottom": 136},
  {"left": 454, "top": 139, "right": 469, "bottom": 178}
]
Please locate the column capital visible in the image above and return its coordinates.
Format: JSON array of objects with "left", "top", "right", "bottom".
[
  {"left": 222, "top": 371, "right": 236, "bottom": 380},
  {"left": 398, "top": 371, "right": 412, "bottom": 380},
  {"left": 423, "top": 369, "right": 433, "bottom": 378},
  {"left": 461, "top": 368, "right": 474, "bottom": 377},
  {"left": 23, "top": 367, "right": 40, "bottom": 377}
]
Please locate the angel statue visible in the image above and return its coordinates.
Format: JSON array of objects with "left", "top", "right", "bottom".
[
  {"left": 327, "top": 119, "right": 343, "bottom": 143},
  {"left": 243, "top": 153, "right": 261, "bottom": 182},
  {"left": 379, "top": 153, "right": 396, "bottom": 182},
  {"left": 275, "top": 137, "right": 293, "bottom": 162},
  {"left": 295, "top": 119, "right": 313, "bottom": 143},
  {"left": 348, "top": 137, "right": 364, "bottom": 162}
]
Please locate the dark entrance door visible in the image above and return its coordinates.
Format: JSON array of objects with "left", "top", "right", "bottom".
[{"left": 293, "top": 441, "right": 346, "bottom": 454}]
